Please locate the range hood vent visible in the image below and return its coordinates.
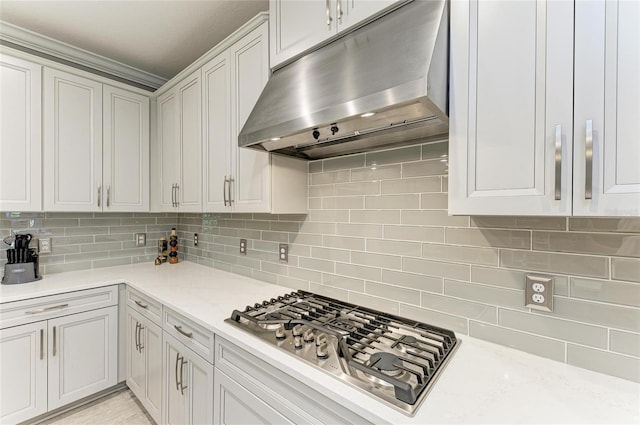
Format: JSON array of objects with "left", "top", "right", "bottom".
[{"left": 239, "top": 0, "right": 449, "bottom": 160}]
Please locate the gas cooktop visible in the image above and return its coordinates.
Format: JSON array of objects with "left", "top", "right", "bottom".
[{"left": 227, "top": 290, "right": 460, "bottom": 416}]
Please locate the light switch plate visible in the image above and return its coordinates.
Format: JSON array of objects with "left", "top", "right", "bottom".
[
  {"left": 525, "top": 274, "right": 553, "bottom": 312},
  {"left": 38, "top": 238, "right": 51, "bottom": 254}
]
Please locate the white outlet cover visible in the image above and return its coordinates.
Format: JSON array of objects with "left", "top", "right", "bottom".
[{"left": 525, "top": 275, "right": 553, "bottom": 312}]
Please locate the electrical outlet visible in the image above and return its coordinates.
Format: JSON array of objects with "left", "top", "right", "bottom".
[
  {"left": 135, "top": 233, "right": 146, "bottom": 247},
  {"left": 279, "top": 243, "right": 288, "bottom": 263},
  {"left": 194, "top": 233, "right": 198, "bottom": 246},
  {"left": 38, "top": 238, "right": 51, "bottom": 254},
  {"left": 525, "top": 274, "right": 553, "bottom": 311},
  {"left": 240, "top": 239, "right": 247, "bottom": 255}
]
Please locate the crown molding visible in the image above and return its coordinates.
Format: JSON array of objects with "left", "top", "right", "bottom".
[{"left": 0, "top": 20, "right": 167, "bottom": 89}]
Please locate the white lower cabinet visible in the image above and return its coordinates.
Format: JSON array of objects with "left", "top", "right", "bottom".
[
  {"left": 126, "top": 307, "right": 162, "bottom": 423},
  {"left": 163, "top": 332, "right": 214, "bottom": 425}
]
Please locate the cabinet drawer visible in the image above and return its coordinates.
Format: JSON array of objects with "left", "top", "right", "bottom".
[
  {"left": 126, "top": 287, "right": 162, "bottom": 326},
  {"left": 0, "top": 285, "right": 118, "bottom": 329},
  {"left": 163, "top": 307, "right": 214, "bottom": 364}
]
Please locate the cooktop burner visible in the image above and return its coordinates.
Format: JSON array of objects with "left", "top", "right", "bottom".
[{"left": 227, "top": 290, "right": 460, "bottom": 416}]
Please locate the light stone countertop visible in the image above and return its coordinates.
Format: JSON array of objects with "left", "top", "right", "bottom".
[{"left": 1, "top": 262, "right": 639, "bottom": 424}]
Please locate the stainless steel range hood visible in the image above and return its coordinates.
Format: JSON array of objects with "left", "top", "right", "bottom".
[{"left": 238, "top": 0, "right": 449, "bottom": 160}]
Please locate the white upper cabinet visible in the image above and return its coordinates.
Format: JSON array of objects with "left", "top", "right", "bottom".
[
  {"left": 156, "top": 90, "right": 180, "bottom": 211},
  {"left": 450, "top": 0, "right": 639, "bottom": 216},
  {"left": 573, "top": 0, "right": 640, "bottom": 216},
  {"left": 0, "top": 54, "right": 42, "bottom": 212},
  {"left": 103, "top": 85, "right": 150, "bottom": 211},
  {"left": 44, "top": 68, "right": 103, "bottom": 212},
  {"left": 269, "top": 0, "right": 399, "bottom": 68}
]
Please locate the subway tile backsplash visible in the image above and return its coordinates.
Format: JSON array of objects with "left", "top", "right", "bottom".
[{"left": 2, "top": 141, "right": 639, "bottom": 384}]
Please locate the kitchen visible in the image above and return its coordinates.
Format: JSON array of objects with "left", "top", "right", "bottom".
[{"left": 0, "top": 0, "right": 639, "bottom": 424}]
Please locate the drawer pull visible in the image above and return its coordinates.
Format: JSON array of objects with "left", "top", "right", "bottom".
[
  {"left": 26, "top": 303, "right": 69, "bottom": 315},
  {"left": 134, "top": 300, "right": 149, "bottom": 309},
  {"left": 174, "top": 325, "right": 193, "bottom": 338}
]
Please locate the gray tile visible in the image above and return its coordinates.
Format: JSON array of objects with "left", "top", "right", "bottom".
[
  {"left": 93, "top": 257, "right": 132, "bottom": 269},
  {"left": 310, "top": 247, "right": 350, "bottom": 262},
  {"left": 445, "top": 280, "right": 524, "bottom": 309},
  {"left": 441, "top": 177, "right": 448, "bottom": 192},
  {"left": 81, "top": 242, "right": 122, "bottom": 253},
  {"left": 498, "top": 309, "right": 607, "bottom": 348},
  {"left": 423, "top": 243, "right": 499, "bottom": 266},
  {"left": 290, "top": 233, "right": 323, "bottom": 246},
  {"left": 367, "top": 238, "right": 422, "bottom": 257},
  {"left": 446, "top": 228, "right": 531, "bottom": 249},
  {"left": 261, "top": 261, "right": 289, "bottom": 275},
  {"left": 52, "top": 235, "right": 94, "bottom": 246},
  {"left": 299, "top": 222, "right": 336, "bottom": 235},
  {"left": 65, "top": 226, "right": 109, "bottom": 235},
  {"left": 381, "top": 177, "right": 441, "bottom": 194},
  {"left": 567, "top": 344, "right": 640, "bottom": 382},
  {"left": 470, "top": 216, "right": 566, "bottom": 231},
  {"left": 335, "top": 181, "right": 380, "bottom": 196},
  {"left": 79, "top": 218, "right": 123, "bottom": 226},
  {"left": 253, "top": 270, "right": 279, "bottom": 285},
  {"left": 351, "top": 251, "right": 402, "bottom": 270},
  {"left": 336, "top": 223, "right": 383, "bottom": 238},
  {"left": 42, "top": 218, "right": 80, "bottom": 227},
  {"left": 309, "top": 184, "right": 336, "bottom": 197},
  {"left": 322, "top": 273, "right": 364, "bottom": 291},
  {"left": 307, "top": 210, "right": 349, "bottom": 223},
  {"left": 366, "top": 281, "right": 420, "bottom": 305},
  {"left": 288, "top": 267, "right": 321, "bottom": 283},
  {"left": 365, "top": 194, "right": 419, "bottom": 210},
  {"left": 383, "top": 225, "right": 444, "bottom": 243},
  {"left": 569, "top": 217, "right": 640, "bottom": 233},
  {"left": 366, "top": 146, "right": 421, "bottom": 166},
  {"left": 469, "top": 322, "right": 565, "bottom": 362},
  {"left": 278, "top": 275, "right": 309, "bottom": 291},
  {"left": 381, "top": 270, "right": 443, "bottom": 293},
  {"left": 421, "top": 141, "right": 449, "bottom": 160},
  {"left": 610, "top": 330, "right": 640, "bottom": 357},
  {"left": 310, "top": 170, "right": 351, "bottom": 185},
  {"left": 323, "top": 154, "right": 365, "bottom": 171},
  {"left": 402, "top": 210, "right": 469, "bottom": 227},
  {"left": 536, "top": 297, "right": 640, "bottom": 333},
  {"left": 335, "top": 263, "right": 381, "bottom": 281},
  {"left": 533, "top": 231, "right": 640, "bottom": 258},
  {"left": 570, "top": 277, "right": 640, "bottom": 308},
  {"left": 399, "top": 304, "right": 468, "bottom": 334},
  {"left": 348, "top": 292, "right": 399, "bottom": 315},
  {"left": 322, "top": 196, "right": 364, "bottom": 210},
  {"left": 350, "top": 210, "right": 400, "bottom": 224},
  {"left": 612, "top": 258, "right": 640, "bottom": 283},
  {"left": 308, "top": 198, "right": 322, "bottom": 209},
  {"left": 270, "top": 221, "right": 300, "bottom": 232},
  {"left": 403, "top": 257, "right": 470, "bottom": 281},
  {"left": 44, "top": 261, "right": 93, "bottom": 274},
  {"left": 470, "top": 267, "right": 570, "bottom": 295},
  {"left": 308, "top": 160, "right": 323, "bottom": 173},
  {"left": 298, "top": 257, "right": 334, "bottom": 273},
  {"left": 95, "top": 234, "right": 133, "bottom": 243},
  {"left": 245, "top": 220, "right": 270, "bottom": 230},
  {"left": 500, "top": 250, "right": 609, "bottom": 278},
  {"left": 420, "top": 193, "right": 448, "bottom": 210},
  {"left": 323, "top": 235, "right": 365, "bottom": 251},
  {"left": 402, "top": 159, "right": 447, "bottom": 177},
  {"left": 309, "top": 283, "right": 349, "bottom": 301},
  {"left": 351, "top": 164, "right": 401, "bottom": 182},
  {"left": 422, "top": 292, "right": 497, "bottom": 323}
]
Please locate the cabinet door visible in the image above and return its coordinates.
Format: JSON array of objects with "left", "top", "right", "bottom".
[
  {"left": 43, "top": 68, "right": 103, "bottom": 211},
  {"left": 126, "top": 310, "right": 146, "bottom": 407},
  {"left": 186, "top": 346, "right": 214, "bottom": 425},
  {"left": 573, "top": 0, "right": 640, "bottom": 216},
  {"left": 103, "top": 85, "right": 150, "bottom": 212},
  {"left": 337, "top": 0, "right": 398, "bottom": 32},
  {"left": 164, "top": 336, "right": 188, "bottom": 425},
  {"left": 202, "top": 52, "right": 232, "bottom": 212},
  {"left": 0, "top": 322, "right": 47, "bottom": 424},
  {"left": 178, "top": 72, "right": 202, "bottom": 212},
  {"left": 449, "top": 0, "right": 574, "bottom": 215},
  {"left": 214, "top": 369, "right": 294, "bottom": 425},
  {"left": 156, "top": 90, "right": 180, "bottom": 211},
  {"left": 144, "top": 319, "right": 163, "bottom": 424},
  {"left": 48, "top": 306, "right": 118, "bottom": 410},
  {"left": 269, "top": 0, "right": 336, "bottom": 68},
  {"left": 231, "top": 22, "right": 271, "bottom": 212},
  {"left": 0, "top": 54, "right": 42, "bottom": 212}
]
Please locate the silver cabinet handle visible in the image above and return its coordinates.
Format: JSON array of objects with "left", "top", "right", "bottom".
[
  {"left": 26, "top": 303, "right": 69, "bottom": 314},
  {"left": 326, "top": 0, "right": 333, "bottom": 26},
  {"left": 175, "top": 184, "right": 180, "bottom": 207},
  {"left": 171, "top": 184, "right": 175, "bottom": 207},
  {"left": 134, "top": 322, "right": 140, "bottom": 352},
  {"left": 134, "top": 300, "right": 148, "bottom": 309},
  {"left": 179, "top": 357, "right": 188, "bottom": 395},
  {"left": 174, "top": 324, "right": 193, "bottom": 338},
  {"left": 106, "top": 185, "right": 110, "bottom": 207},
  {"left": 138, "top": 324, "right": 144, "bottom": 352},
  {"left": 228, "top": 177, "right": 234, "bottom": 206},
  {"left": 337, "top": 0, "right": 343, "bottom": 23},
  {"left": 97, "top": 184, "right": 102, "bottom": 207},
  {"left": 40, "top": 329, "right": 44, "bottom": 360},
  {"left": 585, "top": 120, "right": 593, "bottom": 199},
  {"left": 52, "top": 326, "right": 57, "bottom": 357},
  {"left": 175, "top": 352, "right": 181, "bottom": 391},
  {"left": 223, "top": 176, "right": 229, "bottom": 206},
  {"left": 554, "top": 125, "right": 562, "bottom": 201}
]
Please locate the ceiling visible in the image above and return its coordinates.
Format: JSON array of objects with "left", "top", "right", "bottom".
[{"left": 0, "top": 0, "right": 268, "bottom": 81}]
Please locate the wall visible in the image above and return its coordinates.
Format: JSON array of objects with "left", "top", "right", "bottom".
[
  {"left": 177, "top": 141, "right": 640, "bottom": 383},
  {"left": 0, "top": 212, "right": 177, "bottom": 275}
]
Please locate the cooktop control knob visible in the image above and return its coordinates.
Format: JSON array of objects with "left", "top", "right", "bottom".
[
  {"left": 292, "top": 324, "right": 303, "bottom": 337},
  {"left": 275, "top": 325, "right": 286, "bottom": 340},
  {"left": 303, "top": 329, "right": 314, "bottom": 343},
  {"left": 316, "top": 333, "right": 327, "bottom": 346},
  {"left": 316, "top": 342, "right": 329, "bottom": 359},
  {"left": 293, "top": 336, "right": 303, "bottom": 350}
]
